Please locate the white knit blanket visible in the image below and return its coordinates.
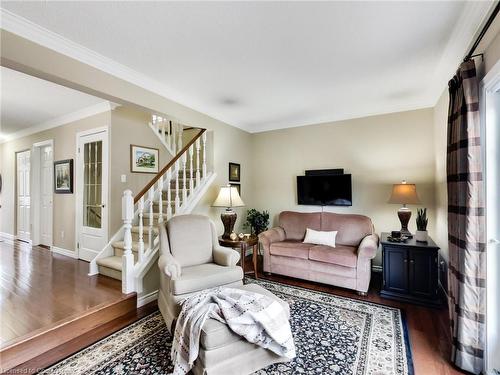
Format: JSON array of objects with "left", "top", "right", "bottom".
[{"left": 170, "top": 287, "right": 296, "bottom": 375}]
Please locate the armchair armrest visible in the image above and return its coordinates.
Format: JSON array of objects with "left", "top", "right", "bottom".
[
  {"left": 258, "top": 227, "right": 286, "bottom": 250},
  {"left": 158, "top": 223, "right": 181, "bottom": 279},
  {"left": 158, "top": 253, "right": 181, "bottom": 280},
  {"left": 213, "top": 246, "right": 240, "bottom": 267},
  {"left": 357, "top": 233, "right": 379, "bottom": 259}
]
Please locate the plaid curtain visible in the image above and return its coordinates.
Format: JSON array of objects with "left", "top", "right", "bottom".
[{"left": 446, "top": 59, "right": 486, "bottom": 374}]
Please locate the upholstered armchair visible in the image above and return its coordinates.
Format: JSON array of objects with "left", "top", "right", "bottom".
[{"left": 158, "top": 214, "right": 243, "bottom": 331}]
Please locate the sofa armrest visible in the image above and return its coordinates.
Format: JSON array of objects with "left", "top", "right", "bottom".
[
  {"left": 213, "top": 246, "right": 240, "bottom": 267},
  {"left": 258, "top": 227, "right": 286, "bottom": 250},
  {"left": 158, "top": 253, "right": 181, "bottom": 280},
  {"left": 357, "top": 233, "right": 379, "bottom": 259}
]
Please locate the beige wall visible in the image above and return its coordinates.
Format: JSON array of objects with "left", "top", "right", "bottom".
[
  {"left": 109, "top": 106, "right": 173, "bottom": 234},
  {"left": 1, "top": 30, "right": 254, "bottom": 237},
  {"left": 0, "top": 111, "right": 111, "bottom": 250},
  {"left": 432, "top": 90, "right": 449, "bottom": 261},
  {"left": 252, "top": 109, "right": 436, "bottom": 265}
]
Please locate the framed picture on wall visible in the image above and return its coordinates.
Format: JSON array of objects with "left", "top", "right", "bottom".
[
  {"left": 230, "top": 183, "right": 241, "bottom": 196},
  {"left": 54, "top": 159, "right": 73, "bottom": 194},
  {"left": 130, "top": 145, "right": 159, "bottom": 173},
  {"left": 229, "top": 162, "right": 240, "bottom": 182}
]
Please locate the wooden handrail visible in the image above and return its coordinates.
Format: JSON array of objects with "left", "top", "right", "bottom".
[{"left": 134, "top": 128, "right": 206, "bottom": 204}]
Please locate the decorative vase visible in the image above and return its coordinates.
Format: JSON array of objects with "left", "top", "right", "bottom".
[
  {"left": 415, "top": 230, "right": 428, "bottom": 243},
  {"left": 229, "top": 232, "right": 238, "bottom": 241}
]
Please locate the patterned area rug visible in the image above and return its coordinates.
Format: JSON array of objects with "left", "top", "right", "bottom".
[{"left": 43, "top": 279, "right": 413, "bottom": 374}]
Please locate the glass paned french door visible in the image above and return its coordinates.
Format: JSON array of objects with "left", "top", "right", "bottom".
[
  {"left": 77, "top": 128, "right": 108, "bottom": 262},
  {"left": 83, "top": 141, "right": 103, "bottom": 228}
]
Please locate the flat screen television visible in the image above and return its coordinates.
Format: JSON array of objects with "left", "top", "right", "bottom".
[{"left": 297, "top": 174, "right": 352, "bottom": 206}]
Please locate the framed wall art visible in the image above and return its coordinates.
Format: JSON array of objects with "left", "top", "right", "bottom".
[
  {"left": 54, "top": 159, "right": 73, "bottom": 194},
  {"left": 130, "top": 145, "right": 159, "bottom": 174}
]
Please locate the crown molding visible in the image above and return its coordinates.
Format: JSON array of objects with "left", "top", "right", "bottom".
[
  {"left": 0, "top": 8, "right": 247, "bottom": 132},
  {"left": 0, "top": 101, "right": 118, "bottom": 144},
  {"left": 429, "top": 1, "right": 496, "bottom": 106},
  {"left": 0, "top": 5, "right": 494, "bottom": 134}
]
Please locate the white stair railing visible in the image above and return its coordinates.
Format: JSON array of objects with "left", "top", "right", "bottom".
[
  {"left": 119, "top": 128, "right": 215, "bottom": 294},
  {"left": 149, "top": 115, "right": 184, "bottom": 156}
]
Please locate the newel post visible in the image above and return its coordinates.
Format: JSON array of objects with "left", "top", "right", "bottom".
[{"left": 122, "top": 189, "right": 135, "bottom": 294}]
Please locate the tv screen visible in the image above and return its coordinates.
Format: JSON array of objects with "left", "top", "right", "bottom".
[{"left": 297, "top": 174, "right": 352, "bottom": 206}]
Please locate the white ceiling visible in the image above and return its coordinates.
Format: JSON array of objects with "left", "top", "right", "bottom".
[
  {"left": 0, "top": 2, "right": 495, "bottom": 133},
  {"left": 0, "top": 66, "right": 106, "bottom": 139}
]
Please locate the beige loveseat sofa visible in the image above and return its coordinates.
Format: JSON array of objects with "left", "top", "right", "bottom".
[{"left": 259, "top": 211, "right": 379, "bottom": 294}]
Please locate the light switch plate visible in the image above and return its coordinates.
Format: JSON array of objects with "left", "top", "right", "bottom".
[{"left": 121, "top": 174, "right": 127, "bottom": 183}]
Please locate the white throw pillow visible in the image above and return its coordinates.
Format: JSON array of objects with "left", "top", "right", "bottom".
[{"left": 303, "top": 228, "right": 337, "bottom": 248}]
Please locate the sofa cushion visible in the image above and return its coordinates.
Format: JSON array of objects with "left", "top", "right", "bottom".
[
  {"left": 171, "top": 263, "right": 243, "bottom": 295},
  {"left": 309, "top": 245, "right": 358, "bottom": 268},
  {"left": 200, "top": 283, "right": 290, "bottom": 351},
  {"left": 320, "top": 212, "right": 373, "bottom": 247},
  {"left": 270, "top": 240, "right": 313, "bottom": 259},
  {"left": 279, "top": 211, "right": 321, "bottom": 241}
]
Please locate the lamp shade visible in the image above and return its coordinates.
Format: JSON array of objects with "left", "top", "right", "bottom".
[
  {"left": 388, "top": 182, "right": 421, "bottom": 205},
  {"left": 212, "top": 185, "right": 245, "bottom": 208}
]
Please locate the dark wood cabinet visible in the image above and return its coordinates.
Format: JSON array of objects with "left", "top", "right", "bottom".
[{"left": 380, "top": 232, "right": 441, "bottom": 307}]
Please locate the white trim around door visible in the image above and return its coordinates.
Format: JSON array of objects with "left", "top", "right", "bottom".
[
  {"left": 481, "top": 59, "right": 500, "bottom": 375},
  {"left": 31, "top": 139, "right": 54, "bottom": 247},
  {"left": 75, "top": 126, "right": 110, "bottom": 262}
]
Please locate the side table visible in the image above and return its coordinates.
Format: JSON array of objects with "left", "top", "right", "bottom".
[
  {"left": 380, "top": 232, "right": 441, "bottom": 307},
  {"left": 219, "top": 236, "right": 259, "bottom": 279}
]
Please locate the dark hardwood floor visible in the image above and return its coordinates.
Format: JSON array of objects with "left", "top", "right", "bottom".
[
  {"left": 248, "top": 255, "right": 466, "bottom": 375},
  {"left": 0, "top": 240, "right": 137, "bottom": 372}
]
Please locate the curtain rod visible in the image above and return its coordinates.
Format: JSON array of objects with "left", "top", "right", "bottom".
[{"left": 464, "top": 1, "right": 500, "bottom": 61}]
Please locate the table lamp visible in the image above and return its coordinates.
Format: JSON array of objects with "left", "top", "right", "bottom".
[
  {"left": 212, "top": 185, "right": 245, "bottom": 239},
  {"left": 388, "top": 180, "right": 421, "bottom": 238}
]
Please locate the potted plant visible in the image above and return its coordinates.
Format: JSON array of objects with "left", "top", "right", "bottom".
[
  {"left": 415, "top": 208, "right": 428, "bottom": 242},
  {"left": 243, "top": 209, "right": 270, "bottom": 236}
]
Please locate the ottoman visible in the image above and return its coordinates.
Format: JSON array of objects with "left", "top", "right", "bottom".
[{"left": 178, "top": 283, "right": 292, "bottom": 375}]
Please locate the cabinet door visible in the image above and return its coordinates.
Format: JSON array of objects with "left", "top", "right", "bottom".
[
  {"left": 383, "top": 246, "right": 408, "bottom": 293},
  {"left": 409, "top": 249, "right": 437, "bottom": 298}
]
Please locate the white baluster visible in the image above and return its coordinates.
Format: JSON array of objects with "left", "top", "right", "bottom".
[
  {"left": 166, "top": 169, "right": 173, "bottom": 219},
  {"left": 138, "top": 196, "right": 145, "bottom": 263},
  {"left": 158, "top": 176, "right": 164, "bottom": 224},
  {"left": 166, "top": 121, "right": 172, "bottom": 151},
  {"left": 175, "top": 160, "right": 180, "bottom": 212},
  {"left": 189, "top": 144, "right": 194, "bottom": 194},
  {"left": 121, "top": 190, "right": 135, "bottom": 294},
  {"left": 182, "top": 152, "right": 187, "bottom": 203},
  {"left": 195, "top": 138, "right": 201, "bottom": 187},
  {"left": 177, "top": 125, "right": 183, "bottom": 153},
  {"left": 153, "top": 115, "right": 159, "bottom": 134},
  {"left": 202, "top": 132, "right": 207, "bottom": 179},
  {"left": 148, "top": 187, "right": 154, "bottom": 252},
  {"left": 161, "top": 119, "right": 165, "bottom": 143},
  {"left": 171, "top": 123, "right": 177, "bottom": 155}
]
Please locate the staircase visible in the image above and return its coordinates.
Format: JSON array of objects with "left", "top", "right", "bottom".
[{"left": 89, "top": 122, "right": 216, "bottom": 297}]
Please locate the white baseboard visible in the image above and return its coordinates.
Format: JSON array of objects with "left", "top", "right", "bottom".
[
  {"left": 0, "top": 232, "right": 15, "bottom": 244},
  {"left": 137, "top": 290, "right": 158, "bottom": 308},
  {"left": 51, "top": 246, "right": 78, "bottom": 259}
]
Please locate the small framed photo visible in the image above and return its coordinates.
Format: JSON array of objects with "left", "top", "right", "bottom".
[
  {"left": 130, "top": 145, "right": 159, "bottom": 174},
  {"left": 230, "top": 183, "right": 241, "bottom": 196},
  {"left": 54, "top": 159, "right": 73, "bottom": 194},
  {"left": 229, "top": 162, "right": 241, "bottom": 182}
]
